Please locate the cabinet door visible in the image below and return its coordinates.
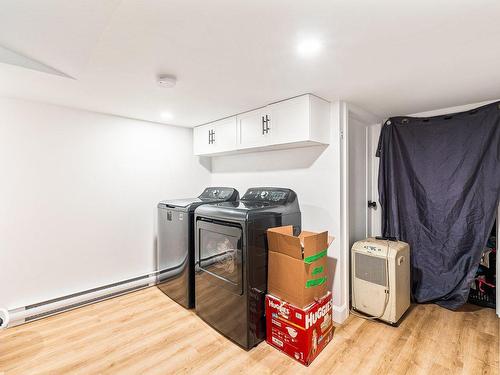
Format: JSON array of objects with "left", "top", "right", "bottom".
[
  {"left": 193, "top": 117, "right": 237, "bottom": 155},
  {"left": 236, "top": 107, "right": 271, "bottom": 149},
  {"left": 211, "top": 117, "right": 237, "bottom": 153},
  {"left": 268, "top": 95, "right": 310, "bottom": 145},
  {"left": 193, "top": 123, "right": 213, "bottom": 155}
]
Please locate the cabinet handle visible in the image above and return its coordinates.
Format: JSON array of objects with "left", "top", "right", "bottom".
[
  {"left": 208, "top": 129, "right": 215, "bottom": 144},
  {"left": 261, "top": 114, "right": 270, "bottom": 134}
]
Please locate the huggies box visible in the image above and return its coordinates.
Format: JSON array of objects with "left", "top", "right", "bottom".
[{"left": 265, "top": 292, "right": 333, "bottom": 366}]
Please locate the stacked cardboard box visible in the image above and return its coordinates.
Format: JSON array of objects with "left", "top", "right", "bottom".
[{"left": 265, "top": 226, "right": 334, "bottom": 366}]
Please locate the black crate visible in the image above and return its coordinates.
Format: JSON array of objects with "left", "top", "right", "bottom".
[{"left": 468, "top": 281, "right": 496, "bottom": 309}]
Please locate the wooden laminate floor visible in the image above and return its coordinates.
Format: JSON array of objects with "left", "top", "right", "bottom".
[{"left": 0, "top": 287, "right": 498, "bottom": 375}]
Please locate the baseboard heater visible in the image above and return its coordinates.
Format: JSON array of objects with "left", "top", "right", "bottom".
[{"left": 0, "top": 272, "right": 158, "bottom": 329}]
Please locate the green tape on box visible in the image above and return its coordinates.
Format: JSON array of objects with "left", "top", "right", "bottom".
[
  {"left": 304, "top": 249, "right": 327, "bottom": 264},
  {"left": 312, "top": 266, "right": 324, "bottom": 275},
  {"left": 305, "top": 277, "right": 327, "bottom": 288}
]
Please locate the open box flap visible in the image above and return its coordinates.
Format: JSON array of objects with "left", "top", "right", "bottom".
[
  {"left": 268, "top": 226, "right": 335, "bottom": 262},
  {"left": 267, "top": 226, "right": 302, "bottom": 259},
  {"left": 302, "top": 231, "right": 329, "bottom": 262}
]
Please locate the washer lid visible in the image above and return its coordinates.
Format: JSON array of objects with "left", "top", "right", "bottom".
[
  {"left": 158, "top": 197, "right": 202, "bottom": 208},
  {"left": 158, "top": 187, "right": 239, "bottom": 209}
]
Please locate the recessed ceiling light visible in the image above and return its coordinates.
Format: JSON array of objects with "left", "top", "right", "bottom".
[
  {"left": 296, "top": 37, "right": 323, "bottom": 58},
  {"left": 161, "top": 112, "right": 173, "bottom": 121}
]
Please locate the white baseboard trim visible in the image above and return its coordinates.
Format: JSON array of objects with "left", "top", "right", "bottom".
[{"left": 333, "top": 303, "right": 349, "bottom": 324}]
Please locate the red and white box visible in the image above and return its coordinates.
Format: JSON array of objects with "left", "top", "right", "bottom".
[{"left": 265, "top": 292, "right": 333, "bottom": 366}]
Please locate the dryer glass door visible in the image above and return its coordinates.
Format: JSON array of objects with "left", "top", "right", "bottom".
[{"left": 198, "top": 221, "right": 243, "bottom": 295}]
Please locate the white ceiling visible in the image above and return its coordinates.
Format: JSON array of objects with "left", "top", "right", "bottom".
[{"left": 1, "top": 0, "right": 500, "bottom": 127}]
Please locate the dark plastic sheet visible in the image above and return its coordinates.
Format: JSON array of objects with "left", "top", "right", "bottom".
[{"left": 377, "top": 101, "right": 500, "bottom": 309}]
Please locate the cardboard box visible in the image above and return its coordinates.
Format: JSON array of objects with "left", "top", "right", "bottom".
[
  {"left": 267, "top": 226, "right": 331, "bottom": 308},
  {"left": 266, "top": 292, "right": 333, "bottom": 366}
]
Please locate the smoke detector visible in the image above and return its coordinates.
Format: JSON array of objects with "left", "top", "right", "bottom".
[{"left": 157, "top": 74, "right": 177, "bottom": 88}]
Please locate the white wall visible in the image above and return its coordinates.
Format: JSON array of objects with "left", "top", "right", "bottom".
[
  {"left": 209, "top": 102, "right": 348, "bottom": 322},
  {"left": 0, "top": 97, "right": 211, "bottom": 310}
]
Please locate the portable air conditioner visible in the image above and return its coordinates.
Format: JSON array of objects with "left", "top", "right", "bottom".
[{"left": 351, "top": 238, "right": 411, "bottom": 325}]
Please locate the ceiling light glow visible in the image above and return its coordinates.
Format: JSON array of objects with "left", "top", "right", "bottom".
[
  {"left": 161, "top": 112, "right": 173, "bottom": 121},
  {"left": 296, "top": 37, "right": 323, "bottom": 58}
]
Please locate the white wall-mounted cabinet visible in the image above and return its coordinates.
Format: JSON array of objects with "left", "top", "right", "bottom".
[
  {"left": 193, "top": 116, "right": 237, "bottom": 155},
  {"left": 193, "top": 94, "right": 330, "bottom": 156}
]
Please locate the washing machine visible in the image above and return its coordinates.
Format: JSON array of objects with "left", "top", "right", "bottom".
[
  {"left": 194, "top": 187, "right": 301, "bottom": 349},
  {"left": 157, "top": 187, "right": 239, "bottom": 308}
]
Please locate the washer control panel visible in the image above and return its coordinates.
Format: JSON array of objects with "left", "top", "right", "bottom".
[{"left": 200, "top": 187, "right": 236, "bottom": 200}]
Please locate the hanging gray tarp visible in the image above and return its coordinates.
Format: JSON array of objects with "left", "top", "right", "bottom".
[{"left": 377, "top": 101, "right": 500, "bottom": 309}]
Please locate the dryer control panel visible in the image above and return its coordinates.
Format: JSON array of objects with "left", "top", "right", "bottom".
[{"left": 241, "top": 188, "right": 290, "bottom": 204}]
